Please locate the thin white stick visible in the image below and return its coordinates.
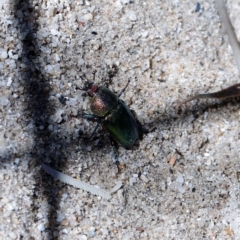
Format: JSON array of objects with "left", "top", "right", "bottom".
[
  {"left": 215, "top": 0, "right": 240, "bottom": 74},
  {"left": 41, "top": 163, "right": 111, "bottom": 199}
]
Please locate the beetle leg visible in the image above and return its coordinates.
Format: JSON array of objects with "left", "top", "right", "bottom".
[
  {"left": 88, "top": 122, "right": 101, "bottom": 140},
  {"left": 117, "top": 78, "right": 131, "bottom": 98},
  {"left": 109, "top": 136, "right": 120, "bottom": 173},
  {"left": 81, "top": 112, "right": 100, "bottom": 121},
  {"left": 81, "top": 112, "right": 101, "bottom": 139}
]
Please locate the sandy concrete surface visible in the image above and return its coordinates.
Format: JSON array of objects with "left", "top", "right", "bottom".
[{"left": 0, "top": 0, "right": 239, "bottom": 239}]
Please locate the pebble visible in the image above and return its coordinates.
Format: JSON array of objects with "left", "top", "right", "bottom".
[
  {"left": 8, "top": 50, "right": 18, "bottom": 59},
  {"left": 84, "top": 13, "right": 93, "bottom": 21},
  {"left": 1, "top": 96, "right": 9, "bottom": 106},
  {"left": 79, "top": 235, "right": 87, "bottom": 240},
  {"left": 51, "top": 109, "right": 64, "bottom": 123},
  {"left": 45, "top": 64, "right": 54, "bottom": 74},
  {"left": 140, "top": 174, "right": 149, "bottom": 183},
  {"left": 129, "top": 177, "right": 137, "bottom": 185},
  {"left": 142, "top": 59, "right": 150, "bottom": 71},
  {"left": 8, "top": 232, "right": 17, "bottom": 239},
  {"left": 176, "top": 185, "right": 186, "bottom": 194},
  {"left": 40, "top": 46, "right": 51, "bottom": 54},
  {"left": 66, "top": 98, "right": 78, "bottom": 106},
  {"left": 6, "top": 77, "right": 13, "bottom": 87},
  {"left": 62, "top": 228, "right": 68, "bottom": 234},
  {"left": 121, "top": 0, "right": 130, "bottom": 4},
  {"left": 50, "top": 29, "right": 59, "bottom": 35},
  {"left": 54, "top": 53, "right": 61, "bottom": 62},
  {"left": 128, "top": 11, "right": 137, "bottom": 21},
  {"left": 57, "top": 211, "right": 65, "bottom": 222},
  {"left": 88, "top": 227, "right": 96, "bottom": 237},
  {"left": 176, "top": 175, "right": 184, "bottom": 184},
  {"left": 48, "top": 6, "right": 56, "bottom": 17},
  {"left": 0, "top": 48, "right": 8, "bottom": 59},
  {"left": 14, "top": 158, "right": 20, "bottom": 164},
  {"left": 206, "top": 158, "right": 212, "bottom": 166},
  {"left": 100, "top": 228, "right": 109, "bottom": 236},
  {"left": 61, "top": 219, "right": 69, "bottom": 226},
  {"left": 37, "top": 223, "right": 45, "bottom": 232},
  {"left": 48, "top": 124, "right": 53, "bottom": 131},
  {"left": 86, "top": 146, "right": 92, "bottom": 151},
  {"left": 141, "top": 30, "right": 149, "bottom": 38}
]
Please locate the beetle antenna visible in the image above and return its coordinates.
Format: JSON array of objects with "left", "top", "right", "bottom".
[
  {"left": 118, "top": 78, "right": 131, "bottom": 97},
  {"left": 78, "top": 71, "right": 97, "bottom": 91}
]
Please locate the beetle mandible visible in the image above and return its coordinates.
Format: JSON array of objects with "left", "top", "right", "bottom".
[{"left": 80, "top": 71, "right": 146, "bottom": 171}]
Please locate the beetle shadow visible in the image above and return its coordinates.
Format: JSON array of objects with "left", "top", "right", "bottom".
[
  {"left": 150, "top": 97, "right": 240, "bottom": 138},
  {"left": 176, "top": 97, "right": 240, "bottom": 121}
]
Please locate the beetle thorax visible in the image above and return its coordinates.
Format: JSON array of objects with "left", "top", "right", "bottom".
[{"left": 90, "top": 86, "right": 118, "bottom": 117}]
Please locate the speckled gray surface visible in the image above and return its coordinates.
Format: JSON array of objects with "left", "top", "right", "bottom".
[{"left": 0, "top": 0, "right": 240, "bottom": 239}]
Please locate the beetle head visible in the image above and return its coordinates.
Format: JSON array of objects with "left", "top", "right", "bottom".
[{"left": 82, "top": 81, "right": 98, "bottom": 97}]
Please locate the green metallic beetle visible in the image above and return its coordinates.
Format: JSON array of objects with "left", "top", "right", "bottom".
[{"left": 81, "top": 75, "right": 145, "bottom": 170}]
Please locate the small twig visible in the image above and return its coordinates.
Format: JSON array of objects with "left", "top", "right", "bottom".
[
  {"left": 177, "top": 83, "right": 240, "bottom": 107},
  {"left": 41, "top": 163, "right": 112, "bottom": 199}
]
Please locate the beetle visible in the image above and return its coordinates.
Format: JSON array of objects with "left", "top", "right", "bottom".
[{"left": 80, "top": 72, "right": 146, "bottom": 171}]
